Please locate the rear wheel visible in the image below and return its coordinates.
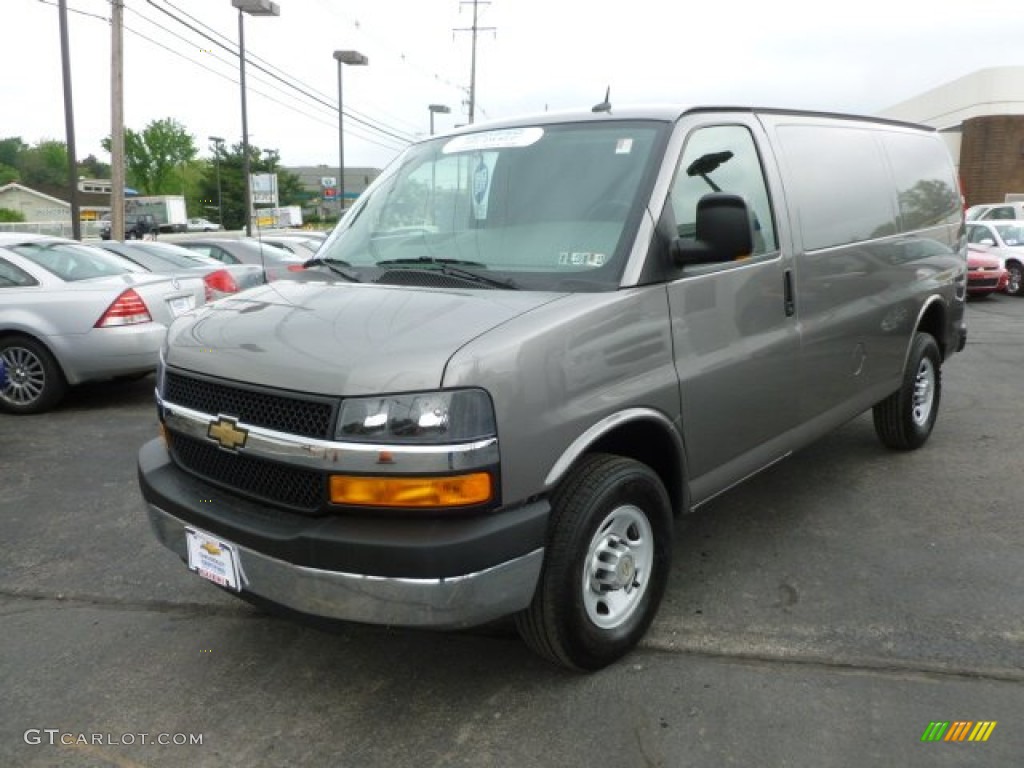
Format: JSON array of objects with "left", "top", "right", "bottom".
[
  {"left": 515, "top": 454, "right": 672, "bottom": 671},
  {"left": 0, "top": 336, "right": 68, "bottom": 414},
  {"left": 873, "top": 332, "right": 941, "bottom": 450}
]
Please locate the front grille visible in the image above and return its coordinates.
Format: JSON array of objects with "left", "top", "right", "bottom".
[
  {"left": 165, "top": 370, "right": 335, "bottom": 439},
  {"left": 169, "top": 432, "right": 325, "bottom": 513},
  {"left": 971, "top": 277, "right": 999, "bottom": 288}
]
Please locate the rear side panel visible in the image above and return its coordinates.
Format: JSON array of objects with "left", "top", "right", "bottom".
[{"left": 758, "top": 112, "right": 965, "bottom": 424}]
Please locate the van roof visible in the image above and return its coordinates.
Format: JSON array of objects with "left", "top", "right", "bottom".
[{"left": 441, "top": 105, "right": 934, "bottom": 137}]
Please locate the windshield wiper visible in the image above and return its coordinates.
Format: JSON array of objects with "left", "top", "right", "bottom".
[
  {"left": 375, "top": 257, "right": 517, "bottom": 289},
  {"left": 376, "top": 256, "right": 487, "bottom": 268},
  {"left": 302, "top": 256, "right": 362, "bottom": 282}
]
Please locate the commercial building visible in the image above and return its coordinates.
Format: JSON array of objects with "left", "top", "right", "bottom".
[{"left": 879, "top": 66, "right": 1024, "bottom": 206}]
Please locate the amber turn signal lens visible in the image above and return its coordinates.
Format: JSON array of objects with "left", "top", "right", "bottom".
[{"left": 329, "top": 473, "right": 492, "bottom": 507}]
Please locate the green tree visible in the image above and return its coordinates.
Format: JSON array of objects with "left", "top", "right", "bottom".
[
  {"left": 0, "top": 164, "right": 18, "bottom": 186},
  {"left": 79, "top": 153, "right": 111, "bottom": 180},
  {"left": 104, "top": 118, "right": 197, "bottom": 195},
  {"left": 0, "top": 137, "right": 26, "bottom": 169},
  {"left": 197, "top": 142, "right": 306, "bottom": 230},
  {"left": 18, "top": 140, "right": 69, "bottom": 187},
  {"left": 0, "top": 207, "right": 26, "bottom": 222}
]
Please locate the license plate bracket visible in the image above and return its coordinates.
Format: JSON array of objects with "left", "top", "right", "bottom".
[{"left": 185, "top": 527, "right": 241, "bottom": 591}]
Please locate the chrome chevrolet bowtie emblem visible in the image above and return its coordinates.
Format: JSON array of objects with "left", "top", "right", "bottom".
[{"left": 207, "top": 416, "right": 248, "bottom": 451}]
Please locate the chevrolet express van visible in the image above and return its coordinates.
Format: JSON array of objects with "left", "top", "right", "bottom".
[{"left": 138, "top": 106, "right": 967, "bottom": 670}]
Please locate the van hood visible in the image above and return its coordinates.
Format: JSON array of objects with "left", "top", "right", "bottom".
[{"left": 165, "top": 281, "right": 566, "bottom": 395}]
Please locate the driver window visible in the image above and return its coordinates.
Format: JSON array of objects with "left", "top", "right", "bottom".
[{"left": 669, "top": 125, "right": 777, "bottom": 256}]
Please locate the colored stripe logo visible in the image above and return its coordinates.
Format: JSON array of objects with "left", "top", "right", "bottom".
[{"left": 921, "top": 721, "right": 997, "bottom": 742}]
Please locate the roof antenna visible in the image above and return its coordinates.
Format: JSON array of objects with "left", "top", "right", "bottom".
[{"left": 592, "top": 86, "right": 611, "bottom": 113}]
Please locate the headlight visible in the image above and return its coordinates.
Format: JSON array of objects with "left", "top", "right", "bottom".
[{"left": 335, "top": 389, "right": 496, "bottom": 444}]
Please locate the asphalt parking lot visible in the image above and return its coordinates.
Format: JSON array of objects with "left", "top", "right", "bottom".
[{"left": 1, "top": 297, "right": 1022, "bottom": 767}]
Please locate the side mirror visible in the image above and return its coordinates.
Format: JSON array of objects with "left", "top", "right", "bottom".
[{"left": 672, "top": 192, "right": 754, "bottom": 266}]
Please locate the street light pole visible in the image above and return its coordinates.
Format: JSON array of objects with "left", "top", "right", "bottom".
[
  {"left": 232, "top": 0, "right": 279, "bottom": 236},
  {"left": 428, "top": 104, "right": 451, "bottom": 136},
  {"left": 333, "top": 50, "right": 368, "bottom": 217},
  {"left": 208, "top": 136, "right": 225, "bottom": 226}
]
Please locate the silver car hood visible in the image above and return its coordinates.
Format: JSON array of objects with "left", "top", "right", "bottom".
[{"left": 165, "top": 281, "right": 566, "bottom": 395}]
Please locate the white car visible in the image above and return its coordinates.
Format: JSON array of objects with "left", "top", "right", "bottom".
[
  {"left": 186, "top": 217, "right": 223, "bottom": 232},
  {"left": 965, "top": 202, "right": 1024, "bottom": 222},
  {"left": 966, "top": 221, "right": 1024, "bottom": 296},
  {"left": 0, "top": 233, "right": 206, "bottom": 414}
]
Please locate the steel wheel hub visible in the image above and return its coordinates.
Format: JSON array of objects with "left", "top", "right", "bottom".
[
  {"left": 582, "top": 504, "right": 653, "bottom": 629},
  {"left": 912, "top": 357, "right": 935, "bottom": 426}
]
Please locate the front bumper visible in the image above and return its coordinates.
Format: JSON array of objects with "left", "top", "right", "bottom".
[{"left": 138, "top": 439, "right": 548, "bottom": 628}]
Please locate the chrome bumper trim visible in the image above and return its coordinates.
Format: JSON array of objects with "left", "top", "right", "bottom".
[{"left": 146, "top": 503, "right": 543, "bottom": 629}]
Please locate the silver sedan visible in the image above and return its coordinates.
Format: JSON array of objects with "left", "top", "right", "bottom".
[
  {"left": 171, "top": 237, "right": 312, "bottom": 283},
  {"left": 0, "top": 234, "right": 206, "bottom": 414}
]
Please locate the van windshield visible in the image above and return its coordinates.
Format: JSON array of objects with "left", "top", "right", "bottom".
[{"left": 319, "top": 121, "right": 668, "bottom": 291}]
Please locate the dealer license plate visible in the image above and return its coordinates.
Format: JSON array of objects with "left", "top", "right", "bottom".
[
  {"left": 185, "top": 528, "right": 241, "bottom": 591},
  {"left": 168, "top": 295, "right": 195, "bottom": 317}
]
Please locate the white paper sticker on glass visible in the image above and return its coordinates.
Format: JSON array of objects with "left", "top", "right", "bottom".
[{"left": 443, "top": 127, "right": 544, "bottom": 155}]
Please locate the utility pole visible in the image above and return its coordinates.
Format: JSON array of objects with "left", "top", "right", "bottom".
[
  {"left": 454, "top": 0, "right": 495, "bottom": 124},
  {"left": 57, "top": 0, "right": 81, "bottom": 240},
  {"left": 110, "top": 0, "right": 125, "bottom": 241}
]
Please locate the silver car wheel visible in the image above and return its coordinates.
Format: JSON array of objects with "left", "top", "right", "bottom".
[
  {"left": 2, "top": 346, "right": 46, "bottom": 406},
  {"left": 911, "top": 356, "right": 936, "bottom": 427},
  {"left": 582, "top": 504, "right": 653, "bottom": 629}
]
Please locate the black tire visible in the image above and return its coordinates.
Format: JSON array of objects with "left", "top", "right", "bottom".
[
  {"left": 1005, "top": 260, "right": 1023, "bottom": 297},
  {"left": 514, "top": 454, "right": 673, "bottom": 671},
  {"left": 872, "top": 332, "right": 941, "bottom": 450},
  {"left": 0, "top": 336, "right": 68, "bottom": 414}
]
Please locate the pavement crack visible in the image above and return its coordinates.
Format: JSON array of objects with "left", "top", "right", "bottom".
[{"left": 0, "top": 588, "right": 254, "bottom": 619}]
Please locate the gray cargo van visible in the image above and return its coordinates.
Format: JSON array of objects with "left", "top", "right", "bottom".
[{"left": 138, "top": 106, "right": 967, "bottom": 670}]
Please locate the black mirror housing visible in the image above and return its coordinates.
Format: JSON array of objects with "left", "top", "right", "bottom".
[{"left": 672, "top": 192, "right": 755, "bottom": 265}]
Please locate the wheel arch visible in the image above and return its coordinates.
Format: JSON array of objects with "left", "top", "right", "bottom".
[
  {"left": 914, "top": 296, "right": 949, "bottom": 361},
  {"left": 543, "top": 408, "right": 688, "bottom": 516}
]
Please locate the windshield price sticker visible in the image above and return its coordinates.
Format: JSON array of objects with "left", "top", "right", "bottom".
[{"left": 443, "top": 127, "right": 544, "bottom": 154}]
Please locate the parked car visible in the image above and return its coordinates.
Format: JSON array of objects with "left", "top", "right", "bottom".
[
  {"left": 171, "top": 237, "right": 312, "bottom": 282},
  {"left": 251, "top": 233, "right": 321, "bottom": 260},
  {"left": 0, "top": 233, "right": 206, "bottom": 414},
  {"left": 98, "top": 240, "right": 265, "bottom": 300},
  {"left": 966, "top": 249, "right": 1008, "bottom": 297},
  {"left": 100, "top": 213, "right": 160, "bottom": 241},
  {"left": 186, "top": 217, "right": 223, "bottom": 232},
  {"left": 966, "top": 221, "right": 1024, "bottom": 296},
  {"left": 965, "top": 201, "right": 1024, "bottom": 222}
]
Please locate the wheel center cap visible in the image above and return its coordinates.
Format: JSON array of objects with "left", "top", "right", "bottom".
[{"left": 615, "top": 555, "right": 635, "bottom": 588}]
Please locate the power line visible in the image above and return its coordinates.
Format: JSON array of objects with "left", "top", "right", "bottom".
[
  {"left": 143, "top": 0, "right": 416, "bottom": 144},
  {"left": 310, "top": 0, "right": 470, "bottom": 128},
  {"left": 157, "top": 0, "right": 417, "bottom": 137}
]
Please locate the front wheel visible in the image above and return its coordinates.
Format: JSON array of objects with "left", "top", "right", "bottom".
[
  {"left": 514, "top": 454, "right": 673, "bottom": 671},
  {"left": 1005, "top": 261, "right": 1023, "bottom": 297},
  {"left": 872, "top": 332, "right": 941, "bottom": 450}
]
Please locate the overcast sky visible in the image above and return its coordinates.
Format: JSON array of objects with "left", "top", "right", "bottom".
[{"left": 7, "top": 0, "right": 1024, "bottom": 172}]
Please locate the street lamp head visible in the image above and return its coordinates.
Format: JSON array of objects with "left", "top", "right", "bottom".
[
  {"left": 429, "top": 104, "right": 451, "bottom": 115},
  {"left": 334, "top": 50, "right": 369, "bottom": 66},
  {"left": 232, "top": 0, "right": 280, "bottom": 16},
  {"left": 208, "top": 135, "right": 225, "bottom": 143}
]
